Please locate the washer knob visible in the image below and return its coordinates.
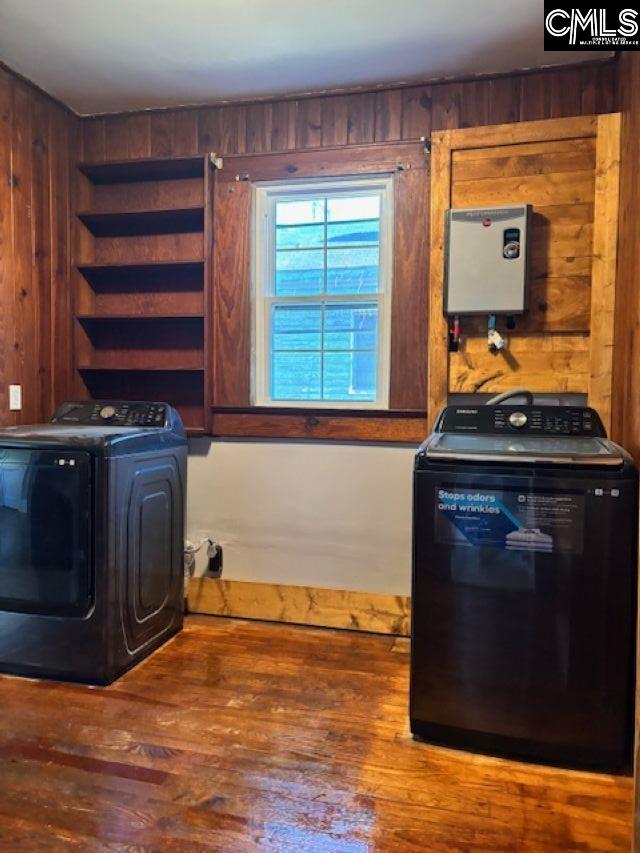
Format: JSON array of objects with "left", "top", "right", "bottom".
[
  {"left": 509, "top": 411, "right": 528, "bottom": 429},
  {"left": 99, "top": 405, "right": 116, "bottom": 420}
]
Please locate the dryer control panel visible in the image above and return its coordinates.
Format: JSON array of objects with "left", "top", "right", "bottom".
[
  {"left": 52, "top": 400, "right": 169, "bottom": 428},
  {"left": 435, "top": 405, "right": 606, "bottom": 437}
]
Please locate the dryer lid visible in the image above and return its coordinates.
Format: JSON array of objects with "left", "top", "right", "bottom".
[{"left": 0, "top": 424, "right": 152, "bottom": 446}]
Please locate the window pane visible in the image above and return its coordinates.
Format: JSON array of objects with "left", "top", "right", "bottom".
[
  {"left": 327, "top": 218, "right": 380, "bottom": 248},
  {"left": 272, "top": 305, "right": 321, "bottom": 351},
  {"left": 259, "top": 184, "right": 388, "bottom": 406},
  {"left": 276, "top": 249, "right": 324, "bottom": 295},
  {"left": 327, "top": 195, "right": 380, "bottom": 222},
  {"left": 324, "top": 304, "right": 378, "bottom": 351},
  {"left": 324, "top": 351, "right": 377, "bottom": 401},
  {"left": 277, "top": 223, "right": 325, "bottom": 250},
  {"left": 271, "top": 352, "right": 321, "bottom": 400},
  {"left": 327, "top": 246, "right": 379, "bottom": 294},
  {"left": 276, "top": 199, "right": 324, "bottom": 225}
]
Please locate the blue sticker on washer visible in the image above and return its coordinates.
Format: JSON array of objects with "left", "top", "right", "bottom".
[{"left": 435, "top": 488, "right": 584, "bottom": 554}]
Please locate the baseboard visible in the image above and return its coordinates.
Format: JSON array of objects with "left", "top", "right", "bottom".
[{"left": 187, "top": 577, "right": 410, "bottom": 636}]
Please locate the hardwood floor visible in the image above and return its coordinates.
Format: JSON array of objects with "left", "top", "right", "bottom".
[{"left": 0, "top": 615, "right": 632, "bottom": 851}]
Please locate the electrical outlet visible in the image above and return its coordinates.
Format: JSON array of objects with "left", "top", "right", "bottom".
[
  {"left": 9, "top": 385, "right": 21, "bottom": 411},
  {"left": 206, "top": 543, "right": 223, "bottom": 578}
]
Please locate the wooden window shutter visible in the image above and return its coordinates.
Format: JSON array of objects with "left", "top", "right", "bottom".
[
  {"left": 212, "top": 175, "right": 253, "bottom": 407},
  {"left": 389, "top": 164, "right": 429, "bottom": 411}
]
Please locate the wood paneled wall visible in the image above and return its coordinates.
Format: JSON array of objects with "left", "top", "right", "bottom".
[
  {"left": 427, "top": 114, "right": 621, "bottom": 432},
  {"left": 79, "top": 64, "right": 616, "bottom": 162},
  {"left": 0, "top": 60, "right": 618, "bottom": 431},
  {"left": 0, "top": 67, "right": 77, "bottom": 425},
  {"left": 613, "top": 52, "right": 640, "bottom": 853},
  {"left": 613, "top": 54, "right": 640, "bottom": 461},
  {"left": 448, "top": 131, "right": 596, "bottom": 393},
  {"left": 71, "top": 61, "right": 618, "bottom": 440}
]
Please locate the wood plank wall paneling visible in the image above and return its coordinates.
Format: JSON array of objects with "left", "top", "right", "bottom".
[
  {"left": 80, "top": 64, "right": 615, "bottom": 162},
  {"left": 187, "top": 577, "right": 411, "bottom": 635},
  {"left": 588, "top": 113, "right": 621, "bottom": 433},
  {"left": 427, "top": 115, "right": 621, "bottom": 431},
  {"left": 0, "top": 61, "right": 615, "bottom": 431},
  {"left": 211, "top": 411, "right": 428, "bottom": 442},
  {"left": 448, "top": 132, "right": 597, "bottom": 374},
  {"left": 72, "top": 62, "right": 618, "bottom": 439},
  {"left": 613, "top": 52, "right": 640, "bottom": 853},
  {"left": 613, "top": 54, "right": 640, "bottom": 461},
  {"left": 0, "top": 67, "right": 77, "bottom": 426}
]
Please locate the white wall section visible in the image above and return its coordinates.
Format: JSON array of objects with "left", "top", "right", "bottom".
[{"left": 187, "top": 438, "right": 416, "bottom": 596}]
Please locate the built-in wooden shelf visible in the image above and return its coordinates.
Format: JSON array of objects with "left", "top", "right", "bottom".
[
  {"left": 78, "top": 365, "right": 205, "bottom": 372},
  {"left": 75, "top": 259, "right": 205, "bottom": 316},
  {"left": 73, "top": 154, "right": 214, "bottom": 433},
  {"left": 77, "top": 366, "right": 206, "bottom": 435},
  {"left": 77, "top": 206, "right": 205, "bottom": 237},
  {"left": 77, "top": 259, "right": 204, "bottom": 280},
  {"left": 78, "top": 155, "right": 206, "bottom": 185},
  {"left": 76, "top": 315, "right": 204, "bottom": 372},
  {"left": 77, "top": 313, "right": 203, "bottom": 320},
  {"left": 76, "top": 295, "right": 205, "bottom": 317}
]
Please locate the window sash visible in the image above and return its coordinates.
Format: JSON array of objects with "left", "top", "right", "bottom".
[
  {"left": 253, "top": 176, "right": 394, "bottom": 409},
  {"left": 265, "top": 295, "right": 383, "bottom": 405}
]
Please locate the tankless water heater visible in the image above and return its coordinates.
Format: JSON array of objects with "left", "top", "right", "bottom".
[{"left": 444, "top": 205, "right": 532, "bottom": 316}]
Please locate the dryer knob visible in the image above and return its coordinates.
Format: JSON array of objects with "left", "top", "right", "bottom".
[
  {"left": 99, "top": 405, "right": 116, "bottom": 420},
  {"left": 508, "top": 411, "right": 528, "bottom": 429}
]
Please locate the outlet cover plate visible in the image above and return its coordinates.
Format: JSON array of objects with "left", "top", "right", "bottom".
[{"left": 9, "top": 385, "right": 21, "bottom": 411}]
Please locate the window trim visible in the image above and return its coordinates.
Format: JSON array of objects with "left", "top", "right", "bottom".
[{"left": 251, "top": 175, "right": 394, "bottom": 410}]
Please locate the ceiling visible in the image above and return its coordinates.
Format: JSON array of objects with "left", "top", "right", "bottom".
[{"left": 0, "top": 0, "right": 613, "bottom": 115}]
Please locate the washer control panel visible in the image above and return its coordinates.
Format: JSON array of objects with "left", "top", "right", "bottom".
[
  {"left": 52, "top": 400, "right": 168, "bottom": 428},
  {"left": 436, "top": 405, "right": 606, "bottom": 437}
]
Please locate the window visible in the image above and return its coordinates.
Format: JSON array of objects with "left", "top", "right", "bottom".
[
  {"left": 212, "top": 143, "right": 428, "bottom": 440},
  {"left": 253, "top": 176, "right": 394, "bottom": 408}
]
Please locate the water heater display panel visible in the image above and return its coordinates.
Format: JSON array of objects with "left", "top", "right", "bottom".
[{"left": 444, "top": 205, "right": 531, "bottom": 315}]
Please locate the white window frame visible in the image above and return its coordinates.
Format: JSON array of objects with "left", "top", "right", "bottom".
[{"left": 252, "top": 175, "right": 394, "bottom": 409}]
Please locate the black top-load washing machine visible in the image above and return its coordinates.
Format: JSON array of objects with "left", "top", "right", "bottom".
[
  {"left": 0, "top": 400, "right": 187, "bottom": 684},
  {"left": 411, "top": 398, "right": 638, "bottom": 772}
]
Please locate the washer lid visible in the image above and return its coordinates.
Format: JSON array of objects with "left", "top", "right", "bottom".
[{"left": 425, "top": 433, "right": 624, "bottom": 467}]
